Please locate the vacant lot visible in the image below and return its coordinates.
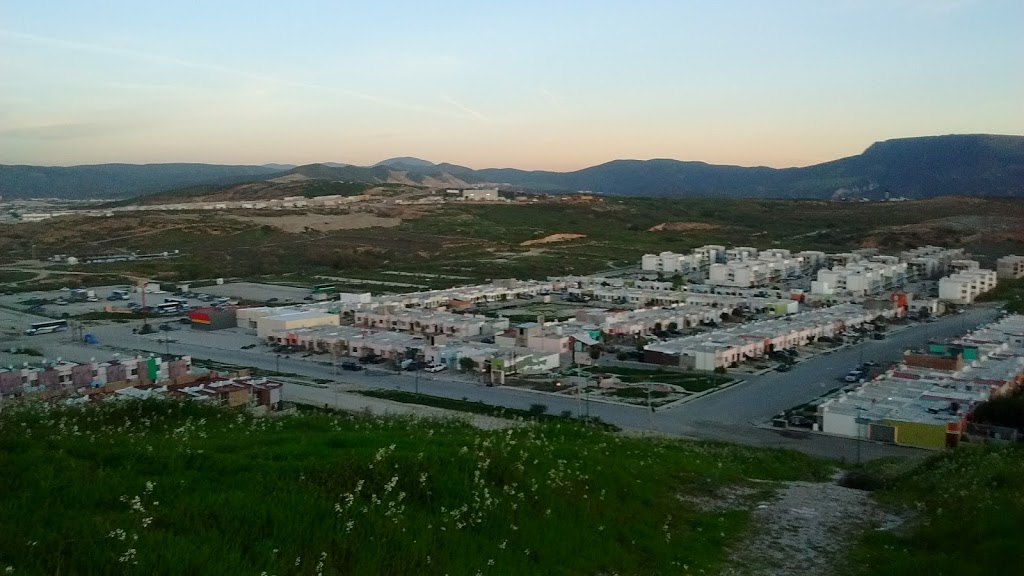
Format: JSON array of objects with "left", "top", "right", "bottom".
[
  {"left": 4, "top": 197, "right": 1024, "bottom": 289},
  {"left": 228, "top": 212, "right": 402, "bottom": 233}
]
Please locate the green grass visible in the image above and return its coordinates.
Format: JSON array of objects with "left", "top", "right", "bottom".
[
  {"left": 0, "top": 270, "right": 36, "bottom": 284},
  {"left": 587, "top": 367, "right": 731, "bottom": 392},
  {"left": 0, "top": 399, "right": 834, "bottom": 576},
  {"left": 848, "top": 444, "right": 1024, "bottom": 576}
]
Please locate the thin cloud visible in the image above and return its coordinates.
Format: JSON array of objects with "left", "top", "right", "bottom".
[
  {"left": 0, "top": 121, "right": 137, "bottom": 141},
  {"left": 442, "top": 96, "right": 490, "bottom": 122},
  {"left": 0, "top": 29, "right": 461, "bottom": 118},
  {"left": 540, "top": 86, "right": 562, "bottom": 108}
]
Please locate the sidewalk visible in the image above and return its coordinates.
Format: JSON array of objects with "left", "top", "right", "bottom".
[{"left": 282, "top": 382, "right": 518, "bottom": 430}]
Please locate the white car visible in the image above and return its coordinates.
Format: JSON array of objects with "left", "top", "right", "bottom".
[{"left": 425, "top": 363, "right": 447, "bottom": 373}]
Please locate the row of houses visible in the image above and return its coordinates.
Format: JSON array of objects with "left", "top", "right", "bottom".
[
  {"left": 266, "top": 324, "right": 562, "bottom": 376},
  {"left": 353, "top": 309, "right": 509, "bottom": 337},
  {"left": 817, "top": 314, "right": 1024, "bottom": 449},
  {"left": 1, "top": 355, "right": 192, "bottom": 398},
  {"left": 642, "top": 303, "right": 896, "bottom": 371}
]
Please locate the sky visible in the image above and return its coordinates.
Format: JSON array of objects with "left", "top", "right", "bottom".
[{"left": 1, "top": 0, "right": 1022, "bottom": 170}]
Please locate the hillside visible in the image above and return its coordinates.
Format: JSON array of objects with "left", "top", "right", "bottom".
[
  {"left": 0, "top": 399, "right": 833, "bottom": 576},
  {"left": 0, "top": 163, "right": 282, "bottom": 200},
  {"left": 4, "top": 134, "right": 1022, "bottom": 200}
]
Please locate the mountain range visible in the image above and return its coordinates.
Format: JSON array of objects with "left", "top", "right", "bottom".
[{"left": 1, "top": 134, "right": 1022, "bottom": 201}]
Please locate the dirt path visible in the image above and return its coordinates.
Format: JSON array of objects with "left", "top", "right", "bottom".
[{"left": 719, "top": 478, "right": 904, "bottom": 576}]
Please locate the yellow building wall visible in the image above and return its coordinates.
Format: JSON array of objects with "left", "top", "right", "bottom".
[{"left": 884, "top": 419, "right": 947, "bottom": 450}]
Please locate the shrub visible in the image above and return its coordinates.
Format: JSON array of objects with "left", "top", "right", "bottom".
[
  {"left": 713, "top": 366, "right": 727, "bottom": 375},
  {"left": 529, "top": 403, "right": 549, "bottom": 415}
]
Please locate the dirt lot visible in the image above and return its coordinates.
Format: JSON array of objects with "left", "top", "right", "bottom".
[
  {"left": 647, "top": 221, "right": 722, "bottom": 232},
  {"left": 227, "top": 213, "right": 402, "bottom": 233},
  {"left": 520, "top": 233, "right": 587, "bottom": 246}
]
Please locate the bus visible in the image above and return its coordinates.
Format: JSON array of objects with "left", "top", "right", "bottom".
[
  {"left": 164, "top": 297, "right": 188, "bottom": 306},
  {"left": 311, "top": 283, "right": 336, "bottom": 294},
  {"left": 24, "top": 319, "right": 69, "bottom": 335},
  {"left": 155, "top": 302, "right": 185, "bottom": 315}
]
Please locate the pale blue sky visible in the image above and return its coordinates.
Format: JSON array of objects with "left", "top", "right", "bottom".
[{"left": 1, "top": 0, "right": 1021, "bottom": 169}]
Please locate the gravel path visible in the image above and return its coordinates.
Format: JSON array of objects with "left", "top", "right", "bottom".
[{"left": 720, "top": 479, "right": 904, "bottom": 576}]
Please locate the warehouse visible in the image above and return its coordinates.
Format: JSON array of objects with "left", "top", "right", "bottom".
[{"left": 255, "top": 311, "right": 340, "bottom": 338}]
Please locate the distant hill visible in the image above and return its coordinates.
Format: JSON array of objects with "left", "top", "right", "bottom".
[
  {"left": 0, "top": 163, "right": 282, "bottom": 200},
  {"left": 3, "top": 134, "right": 1022, "bottom": 200},
  {"left": 372, "top": 157, "right": 437, "bottom": 171}
]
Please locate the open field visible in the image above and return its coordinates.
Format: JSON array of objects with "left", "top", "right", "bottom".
[{"left": 3, "top": 197, "right": 1024, "bottom": 290}]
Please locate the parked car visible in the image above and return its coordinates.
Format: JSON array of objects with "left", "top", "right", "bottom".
[
  {"left": 341, "top": 362, "right": 363, "bottom": 371},
  {"left": 844, "top": 370, "right": 865, "bottom": 383},
  {"left": 774, "top": 364, "right": 792, "bottom": 372},
  {"left": 158, "top": 324, "right": 173, "bottom": 332},
  {"left": 55, "top": 298, "right": 69, "bottom": 306},
  {"left": 872, "top": 332, "right": 886, "bottom": 340},
  {"left": 425, "top": 363, "right": 447, "bottom": 373}
]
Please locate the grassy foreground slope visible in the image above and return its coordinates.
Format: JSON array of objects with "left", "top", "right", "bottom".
[
  {"left": 0, "top": 400, "right": 832, "bottom": 576},
  {"left": 851, "top": 444, "right": 1024, "bottom": 576}
]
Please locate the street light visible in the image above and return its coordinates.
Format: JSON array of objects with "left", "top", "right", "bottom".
[{"left": 855, "top": 407, "right": 869, "bottom": 465}]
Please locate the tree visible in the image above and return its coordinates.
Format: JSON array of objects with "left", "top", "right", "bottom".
[
  {"left": 588, "top": 345, "right": 601, "bottom": 360},
  {"left": 667, "top": 322, "right": 678, "bottom": 331},
  {"left": 458, "top": 357, "right": 478, "bottom": 372},
  {"left": 634, "top": 336, "right": 649, "bottom": 352}
]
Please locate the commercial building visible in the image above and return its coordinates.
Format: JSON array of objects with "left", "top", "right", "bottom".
[
  {"left": 996, "top": 255, "right": 1024, "bottom": 280},
  {"left": 255, "top": 310, "right": 340, "bottom": 338},
  {"left": 461, "top": 189, "right": 499, "bottom": 201},
  {"left": 188, "top": 306, "right": 239, "bottom": 331}
]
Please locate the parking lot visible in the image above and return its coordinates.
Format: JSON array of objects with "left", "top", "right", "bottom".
[
  {"left": 191, "top": 282, "right": 313, "bottom": 304},
  {"left": 0, "top": 285, "right": 214, "bottom": 323}
]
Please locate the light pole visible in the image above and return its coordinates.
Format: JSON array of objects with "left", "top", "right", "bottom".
[{"left": 855, "top": 407, "right": 868, "bottom": 465}]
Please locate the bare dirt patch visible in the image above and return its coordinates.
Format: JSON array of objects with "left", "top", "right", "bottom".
[
  {"left": 520, "top": 233, "right": 587, "bottom": 246},
  {"left": 228, "top": 212, "right": 402, "bottom": 233},
  {"left": 721, "top": 479, "right": 905, "bottom": 576},
  {"left": 647, "top": 221, "right": 722, "bottom": 232}
]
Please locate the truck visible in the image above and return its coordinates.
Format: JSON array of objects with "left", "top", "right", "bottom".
[
  {"left": 107, "top": 290, "right": 131, "bottom": 301},
  {"left": 69, "top": 289, "right": 97, "bottom": 303}
]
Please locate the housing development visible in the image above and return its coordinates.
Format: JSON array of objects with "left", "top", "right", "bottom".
[{"left": 4, "top": 239, "right": 1021, "bottom": 454}]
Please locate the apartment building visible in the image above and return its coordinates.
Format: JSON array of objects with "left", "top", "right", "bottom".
[
  {"left": 811, "top": 262, "right": 907, "bottom": 297},
  {"left": 708, "top": 261, "right": 770, "bottom": 287},
  {"left": 725, "top": 247, "right": 759, "bottom": 262},
  {"left": 996, "top": 255, "right": 1024, "bottom": 280},
  {"left": 938, "top": 269, "right": 998, "bottom": 304},
  {"left": 640, "top": 251, "right": 703, "bottom": 273}
]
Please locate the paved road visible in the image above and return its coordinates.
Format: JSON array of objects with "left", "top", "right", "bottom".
[{"left": 3, "top": 305, "right": 1002, "bottom": 462}]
